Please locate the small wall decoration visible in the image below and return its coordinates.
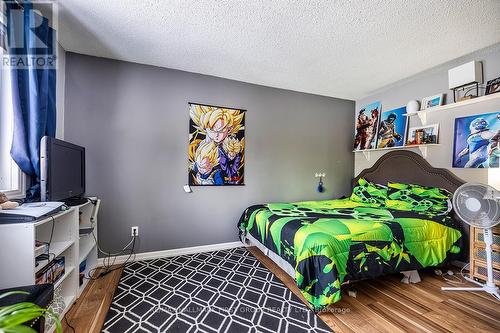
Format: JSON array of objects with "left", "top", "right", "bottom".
[
  {"left": 354, "top": 101, "right": 381, "bottom": 150},
  {"left": 406, "top": 124, "right": 439, "bottom": 146},
  {"left": 188, "top": 103, "right": 245, "bottom": 185},
  {"left": 453, "top": 112, "right": 500, "bottom": 168},
  {"left": 421, "top": 94, "right": 444, "bottom": 110},
  {"left": 485, "top": 77, "right": 500, "bottom": 95},
  {"left": 376, "top": 106, "right": 408, "bottom": 149}
]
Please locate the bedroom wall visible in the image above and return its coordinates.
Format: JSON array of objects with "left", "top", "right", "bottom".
[
  {"left": 64, "top": 53, "right": 354, "bottom": 254},
  {"left": 355, "top": 43, "right": 500, "bottom": 188}
]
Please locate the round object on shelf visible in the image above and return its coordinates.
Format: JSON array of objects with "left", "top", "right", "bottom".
[{"left": 406, "top": 100, "right": 420, "bottom": 114}]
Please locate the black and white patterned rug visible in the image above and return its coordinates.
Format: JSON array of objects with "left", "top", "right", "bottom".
[{"left": 102, "top": 247, "right": 332, "bottom": 333}]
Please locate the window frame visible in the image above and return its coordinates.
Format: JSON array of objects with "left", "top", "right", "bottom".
[
  {"left": 0, "top": 13, "right": 26, "bottom": 200},
  {"left": 1, "top": 162, "right": 26, "bottom": 199}
]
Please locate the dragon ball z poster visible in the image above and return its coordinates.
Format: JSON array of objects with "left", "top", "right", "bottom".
[
  {"left": 188, "top": 103, "right": 245, "bottom": 185},
  {"left": 354, "top": 101, "right": 381, "bottom": 150},
  {"left": 453, "top": 111, "right": 500, "bottom": 168}
]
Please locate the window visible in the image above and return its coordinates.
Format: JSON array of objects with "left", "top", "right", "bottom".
[{"left": 0, "top": 13, "right": 25, "bottom": 198}]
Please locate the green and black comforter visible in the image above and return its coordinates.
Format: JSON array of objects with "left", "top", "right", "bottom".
[{"left": 238, "top": 198, "right": 462, "bottom": 309}]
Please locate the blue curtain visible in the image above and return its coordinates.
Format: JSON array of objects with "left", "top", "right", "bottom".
[{"left": 6, "top": 2, "right": 56, "bottom": 199}]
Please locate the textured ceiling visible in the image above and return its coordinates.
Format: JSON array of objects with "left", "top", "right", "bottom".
[{"left": 58, "top": 0, "right": 500, "bottom": 100}]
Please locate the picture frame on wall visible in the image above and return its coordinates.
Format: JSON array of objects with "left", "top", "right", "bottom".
[
  {"left": 353, "top": 101, "right": 381, "bottom": 151},
  {"left": 452, "top": 112, "right": 500, "bottom": 168},
  {"left": 406, "top": 124, "right": 439, "bottom": 146},
  {"left": 485, "top": 77, "right": 500, "bottom": 95},
  {"left": 421, "top": 94, "right": 445, "bottom": 110},
  {"left": 376, "top": 106, "right": 408, "bottom": 148},
  {"left": 188, "top": 103, "right": 246, "bottom": 186}
]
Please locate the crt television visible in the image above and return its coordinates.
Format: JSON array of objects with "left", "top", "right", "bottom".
[{"left": 40, "top": 136, "right": 85, "bottom": 203}]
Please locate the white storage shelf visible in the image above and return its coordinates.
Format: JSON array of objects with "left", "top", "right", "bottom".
[
  {"left": 54, "top": 265, "right": 75, "bottom": 289},
  {"left": 78, "top": 245, "right": 97, "bottom": 297},
  {"left": 354, "top": 93, "right": 500, "bottom": 162},
  {"left": 77, "top": 198, "right": 99, "bottom": 296},
  {"left": 79, "top": 234, "right": 95, "bottom": 263},
  {"left": 404, "top": 93, "right": 500, "bottom": 125},
  {"left": 35, "top": 240, "right": 75, "bottom": 273},
  {"left": 0, "top": 197, "right": 100, "bottom": 333},
  {"left": 354, "top": 144, "right": 440, "bottom": 161},
  {"left": 407, "top": 93, "right": 500, "bottom": 114}
]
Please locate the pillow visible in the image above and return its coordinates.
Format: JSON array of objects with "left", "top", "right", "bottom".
[
  {"left": 385, "top": 182, "right": 452, "bottom": 215},
  {"left": 350, "top": 178, "right": 388, "bottom": 205}
]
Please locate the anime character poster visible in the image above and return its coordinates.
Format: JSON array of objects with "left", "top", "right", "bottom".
[
  {"left": 188, "top": 103, "right": 245, "bottom": 185},
  {"left": 453, "top": 112, "right": 500, "bottom": 168},
  {"left": 354, "top": 101, "right": 381, "bottom": 150},
  {"left": 376, "top": 106, "right": 408, "bottom": 148}
]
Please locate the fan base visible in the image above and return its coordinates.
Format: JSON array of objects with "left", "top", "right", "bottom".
[{"left": 442, "top": 276, "right": 500, "bottom": 301}]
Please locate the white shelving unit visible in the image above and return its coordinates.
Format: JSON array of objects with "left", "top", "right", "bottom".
[
  {"left": 354, "top": 144, "right": 440, "bottom": 161},
  {"left": 76, "top": 198, "right": 100, "bottom": 297},
  {"left": 0, "top": 208, "right": 78, "bottom": 333},
  {"left": 0, "top": 198, "right": 100, "bottom": 333},
  {"left": 354, "top": 93, "right": 500, "bottom": 162},
  {"left": 404, "top": 93, "right": 500, "bottom": 125}
]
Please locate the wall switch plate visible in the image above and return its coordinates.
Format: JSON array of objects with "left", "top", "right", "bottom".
[{"left": 131, "top": 226, "right": 139, "bottom": 237}]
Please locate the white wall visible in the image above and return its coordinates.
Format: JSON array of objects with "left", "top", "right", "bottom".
[{"left": 355, "top": 43, "right": 500, "bottom": 188}]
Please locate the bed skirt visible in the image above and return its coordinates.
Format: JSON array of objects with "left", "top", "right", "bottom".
[{"left": 245, "top": 232, "right": 296, "bottom": 279}]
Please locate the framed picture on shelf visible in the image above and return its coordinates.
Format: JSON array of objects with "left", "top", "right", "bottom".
[
  {"left": 452, "top": 112, "right": 500, "bottom": 168},
  {"left": 485, "top": 77, "right": 500, "bottom": 95},
  {"left": 421, "top": 94, "right": 444, "bottom": 110},
  {"left": 406, "top": 124, "right": 439, "bottom": 146},
  {"left": 353, "top": 101, "right": 381, "bottom": 151},
  {"left": 376, "top": 106, "right": 408, "bottom": 148}
]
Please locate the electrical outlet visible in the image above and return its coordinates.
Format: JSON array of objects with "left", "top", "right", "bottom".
[{"left": 131, "top": 226, "right": 139, "bottom": 237}]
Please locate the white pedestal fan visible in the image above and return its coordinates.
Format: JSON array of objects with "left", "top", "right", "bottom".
[{"left": 441, "top": 183, "right": 500, "bottom": 301}]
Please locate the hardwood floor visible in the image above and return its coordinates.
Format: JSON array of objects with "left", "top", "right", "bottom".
[
  {"left": 63, "top": 247, "right": 500, "bottom": 333},
  {"left": 63, "top": 268, "right": 123, "bottom": 333},
  {"left": 249, "top": 247, "right": 500, "bottom": 333}
]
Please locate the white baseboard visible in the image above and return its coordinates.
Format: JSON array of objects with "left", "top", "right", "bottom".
[{"left": 97, "top": 241, "right": 244, "bottom": 267}]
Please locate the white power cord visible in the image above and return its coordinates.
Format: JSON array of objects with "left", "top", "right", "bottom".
[{"left": 435, "top": 263, "right": 469, "bottom": 285}]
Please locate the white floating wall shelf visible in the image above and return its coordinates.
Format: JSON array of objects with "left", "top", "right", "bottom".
[
  {"left": 403, "top": 93, "right": 500, "bottom": 125},
  {"left": 354, "top": 93, "right": 500, "bottom": 162},
  {"left": 353, "top": 144, "right": 440, "bottom": 161}
]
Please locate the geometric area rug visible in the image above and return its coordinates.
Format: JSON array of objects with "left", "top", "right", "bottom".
[{"left": 102, "top": 247, "right": 333, "bottom": 332}]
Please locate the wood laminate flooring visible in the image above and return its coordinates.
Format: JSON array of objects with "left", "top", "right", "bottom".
[{"left": 63, "top": 247, "right": 500, "bottom": 332}]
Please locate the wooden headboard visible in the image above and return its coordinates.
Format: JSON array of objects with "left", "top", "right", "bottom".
[{"left": 354, "top": 150, "right": 469, "bottom": 250}]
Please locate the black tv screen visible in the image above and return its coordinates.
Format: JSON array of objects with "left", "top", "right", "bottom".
[{"left": 41, "top": 136, "right": 85, "bottom": 202}]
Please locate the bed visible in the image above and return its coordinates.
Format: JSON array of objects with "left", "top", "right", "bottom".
[{"left": 238, "top": 150, "right": 468, "bottom": 310}]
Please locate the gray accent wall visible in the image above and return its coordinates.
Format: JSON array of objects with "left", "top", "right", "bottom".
[
  {"left": 64, "top": 53, "right": 354, "bottom": 254},
  {"left": 355, "top": 44, "right": 500, "bottom": 188}
]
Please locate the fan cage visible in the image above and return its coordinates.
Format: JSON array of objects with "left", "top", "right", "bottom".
[{"left": 453, "top": 183, "right": 500, "bottom": 228}]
